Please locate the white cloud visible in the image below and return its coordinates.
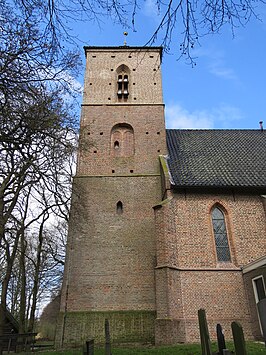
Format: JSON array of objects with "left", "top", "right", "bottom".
[
  {"left": 165, "top": 103, "right": 243, "bottom": 129},
  {"left": 209, "top": 60, "right": 237, "bottom": 81},
  {"left": 165, "top": 104, "right": 214, "bottom": 129},
  {"left": 194, "top": 47, "right": 238, "bottom": 82},
  {"left": 143, "top": 0, "right": 159, "bottom": 18}
]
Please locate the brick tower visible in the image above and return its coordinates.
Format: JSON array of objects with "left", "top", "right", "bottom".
[{"left": 56, "top": 46, "right": 167, "bottom": 347}]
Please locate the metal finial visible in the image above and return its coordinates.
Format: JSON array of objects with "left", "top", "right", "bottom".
[{"left": 123, "top": 32, "right": 128, "bottom": 46}]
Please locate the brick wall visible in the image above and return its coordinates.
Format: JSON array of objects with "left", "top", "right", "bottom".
[
  {"left": 83, "top": 47, "right": 163, "bottom": 105},
  {"left": 55, "top": 310, "right": 156, "bottom": 347},
  {"left": 155, "top": 192, "right": 266, "bottom": 269},
  {"left": 62, "top": 176, "right": 162, "bottom": 313},
  {"left": 154, "top": 190, "right": 266, "bottom": 343},
  {"left": 57, "top": 47, "right": 167, "bottom": 347},
  {"left": 77, "top": 104, "right": 166, "bottom": 175}
]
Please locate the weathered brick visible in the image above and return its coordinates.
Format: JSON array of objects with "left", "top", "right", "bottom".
[{"left": 56, "top": 46, "right": 266, "bottom": 348}]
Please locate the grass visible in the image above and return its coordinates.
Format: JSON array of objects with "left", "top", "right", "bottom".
[{"left": 20, "top": 341, "right": 266, "bottom": 354}]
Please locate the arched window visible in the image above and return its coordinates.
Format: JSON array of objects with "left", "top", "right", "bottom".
[
  {"left": 211, "top": 206, "right": 231, "bottom": 262},
  {"left": 116, "top": 201, "right": 123, "bottom": 215},
  {"left": 111, "top": 123, "right": 134, "bottom": 157},
  {"left": 116, "top": 65, "right": 129, "bottom": 100}
]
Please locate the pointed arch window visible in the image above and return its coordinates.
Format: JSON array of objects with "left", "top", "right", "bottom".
[{"left": 211, "top": 207, "right": 231, "bottom": 262}]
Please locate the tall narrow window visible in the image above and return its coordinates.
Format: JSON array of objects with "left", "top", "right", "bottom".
[
  {"left": 117, "top": 74, "right": 129, "bottom": 98},
  {"left": 211, "top": 207, "right": 231, "bottom": 262},
  {"left": 116, "top": 201, "right": 123, "bottom": 215},
  {"left": 116, "top": 65, "right": 130, "bottom": 100},
  {"left": 118, "top": 75, "right": 123, "bottom": 96}
]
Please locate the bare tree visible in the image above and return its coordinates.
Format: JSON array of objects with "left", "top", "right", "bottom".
[
  {"left": 4, "top": 0, "right": 266, "bottom": 65},
  {"left": 1, "top": 0, "right": 265, "bottom": 350},
  {"left": 0, "top": 2, "right": 79, "bottom": 350}
]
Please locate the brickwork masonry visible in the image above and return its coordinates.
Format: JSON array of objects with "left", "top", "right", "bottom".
[{"left": 154, "top": 190, "right": 266, "bottom": 343}]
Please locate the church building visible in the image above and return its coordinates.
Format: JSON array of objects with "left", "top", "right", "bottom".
[{"left": 55, "top": 45, "right": 266, "bottom": 347}]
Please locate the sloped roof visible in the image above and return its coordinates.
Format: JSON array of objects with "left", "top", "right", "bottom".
[{"left": 166, "top": 129, "right": 266, "bottom": 189}]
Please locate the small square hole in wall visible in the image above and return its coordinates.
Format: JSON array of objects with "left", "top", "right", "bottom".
[
  {"left": 133, "top": 69, "right": 136, "bottom": 71},
  {"left": 130, "top": 170, "right": 134, "bottom": 173},
  {"left": 108, "top": 97, "right": 111, "bottom": 100},
  {"left": 92, "top": 55, "right": 96, "bottom": 58},
  {"left": 150, "top": 55, "right": 154, "bottom": 58},
  {"left": 153, "top": 68, "right": 156, "bottom": 71},
  {"left": 128, "top": 55, "right": 132, "bottom": 58},
  {"left": 134, "top": 97, "right": 136, "bottom": 100},
  {"left": 111, "top": 69, "right": 114, "bottom": 71},
  {"left": 93, "top": 150, "right": 97, "bottom": 153},
  {"left": 157, "top": 149, "right": 161, "bottom": 153},
  {"left": 146, "top": 132, "right": 149, "bottom": 135},
  {"left": 157, "top": 132, "right": 160, "bottom": 135},
  {"left": 100, "top": 132, "right": 103, "bottom": 135},
  {"left": 87, "top": 132, "right": 91, "bottom": 135},
  {"left": 133, "top": 83, "right": 135, "bottom": 85},
  {"left": 109, "top": 83, "right": 112, "bottom": 85},
  {"left": 112, "top": 170, "right": 115, "bottom": 173},
  {"left": 89, "top": 83, "right": 92, "bottom": 85},
  {"left": 111, "top": 55, "right": 116, "bottom": 58},
  {"left": 154, "top": 83, "right": 157, "bottom": 85}
]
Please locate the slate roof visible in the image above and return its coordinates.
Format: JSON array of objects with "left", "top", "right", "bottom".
[{"left": 166, "top": 129, "right": 266, "bottom": 189}]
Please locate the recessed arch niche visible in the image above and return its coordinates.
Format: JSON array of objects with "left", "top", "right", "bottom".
[{"left": 111, "top": 123, "right": 134, "bottom": 157}]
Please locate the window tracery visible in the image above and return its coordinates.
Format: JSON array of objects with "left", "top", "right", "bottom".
[{"left": 211, "top": 206, "right": 231, "bottom": 262}]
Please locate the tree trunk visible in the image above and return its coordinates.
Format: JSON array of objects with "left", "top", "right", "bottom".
[
  {"left": 19, "top": 230, "right": 27, "bottom": 333},
  {"left": 0, "top": 233, "right": 20, "bottom": 354},
  {"left": 28, "top": 218, "right": 45, "bottom": 332}
]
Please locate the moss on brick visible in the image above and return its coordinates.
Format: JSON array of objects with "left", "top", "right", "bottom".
[{"left": 58, "top": 310, "right": 156, "bottom": 347}]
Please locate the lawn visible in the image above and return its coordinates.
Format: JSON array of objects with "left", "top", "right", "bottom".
[{"left": 22, "top": 341, "right": 266, "bottom": 354}]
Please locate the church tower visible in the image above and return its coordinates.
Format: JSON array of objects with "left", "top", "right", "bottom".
[{"left": 56, "top": 46, "right": 167, "bottom": 346}]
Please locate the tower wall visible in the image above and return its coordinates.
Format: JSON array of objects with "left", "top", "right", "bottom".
[{"left": 56, "top": 46, "right": 167, "bottom": 347}]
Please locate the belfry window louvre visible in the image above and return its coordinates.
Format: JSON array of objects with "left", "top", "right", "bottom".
[
  {"left": 211, "top": 207, "right": 231, "bottom": 262},
  {"left": 117, "top": 74, "right": 129, "bottom": 98}
]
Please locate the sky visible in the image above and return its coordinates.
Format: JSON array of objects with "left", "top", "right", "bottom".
[{"left": 70, "top": 1, "right": 266, "bottom": 130}]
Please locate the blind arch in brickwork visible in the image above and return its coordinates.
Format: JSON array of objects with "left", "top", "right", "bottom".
[{"left": 111, "top": 123, "right": 134, "bottom": 157}]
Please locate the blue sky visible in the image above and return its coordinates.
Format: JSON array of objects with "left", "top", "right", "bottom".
[{"left": 71, "top": 1, "right": 266, "bottom": 130}]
